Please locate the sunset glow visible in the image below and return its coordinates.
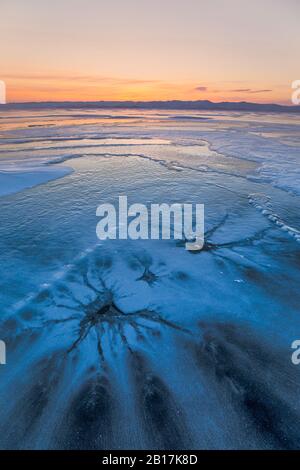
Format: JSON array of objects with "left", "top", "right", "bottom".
[{"left": 1, "top": 0, "right": 299, "bottom": 104}]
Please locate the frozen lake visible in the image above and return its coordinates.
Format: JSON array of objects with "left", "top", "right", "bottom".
[{"left": 0, "top": 108, "right": 299, "bottom": 449}]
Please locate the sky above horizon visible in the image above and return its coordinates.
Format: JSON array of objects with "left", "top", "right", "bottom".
[{"left": 1, "top": 0, "right": 299, "bottom": 104}]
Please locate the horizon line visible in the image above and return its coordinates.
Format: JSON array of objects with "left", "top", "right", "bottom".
[
  {"left": 1, "top": 98, "right": 299, "bottom": 113},
  {"left": 2, "top": 98, "right": 296, "bottom": 106}
]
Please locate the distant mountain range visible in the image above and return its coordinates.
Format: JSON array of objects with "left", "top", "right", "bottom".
[{"left": 1, "top": 100, "right": 300, "bottom": 113}]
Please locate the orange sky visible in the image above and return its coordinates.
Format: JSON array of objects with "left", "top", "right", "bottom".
[
  {"left": 1, "top": 0, "right": 299, "bottom": 104},
  {"left": 3, "top": 75, "right": 291, "bottom": 104}
]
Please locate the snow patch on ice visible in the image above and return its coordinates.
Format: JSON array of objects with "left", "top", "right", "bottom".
[
  {"left": 0, "top": 166, "right": 72, "bottom": 197},
  {"left": 248, "top": 193, "right": 300, "bottom": 243}
]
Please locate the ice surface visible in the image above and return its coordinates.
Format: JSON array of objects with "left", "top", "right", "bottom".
[{"left": 0, "top": 109, "right": 299, "bottom": 449}]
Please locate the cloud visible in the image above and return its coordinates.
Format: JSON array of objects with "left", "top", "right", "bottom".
[
  {"left": 231, "top": 88, "right": 251, "bottom": 92},
  {"left": 2, "top": 74, "right": 160, "bottom": 86},
  {"left": 194, "top": 86, "right": 207, "bottom": 91},
  {"left": 231, "top": 88, "right": 272, "bottom": 94},
  {"left": 249, "top": 89, "right": 272, "bottom": 94}
]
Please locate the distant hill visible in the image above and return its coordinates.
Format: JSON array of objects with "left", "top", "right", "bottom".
[{"left": 1, "top": 99, "right": 300, "bottom": 113}]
